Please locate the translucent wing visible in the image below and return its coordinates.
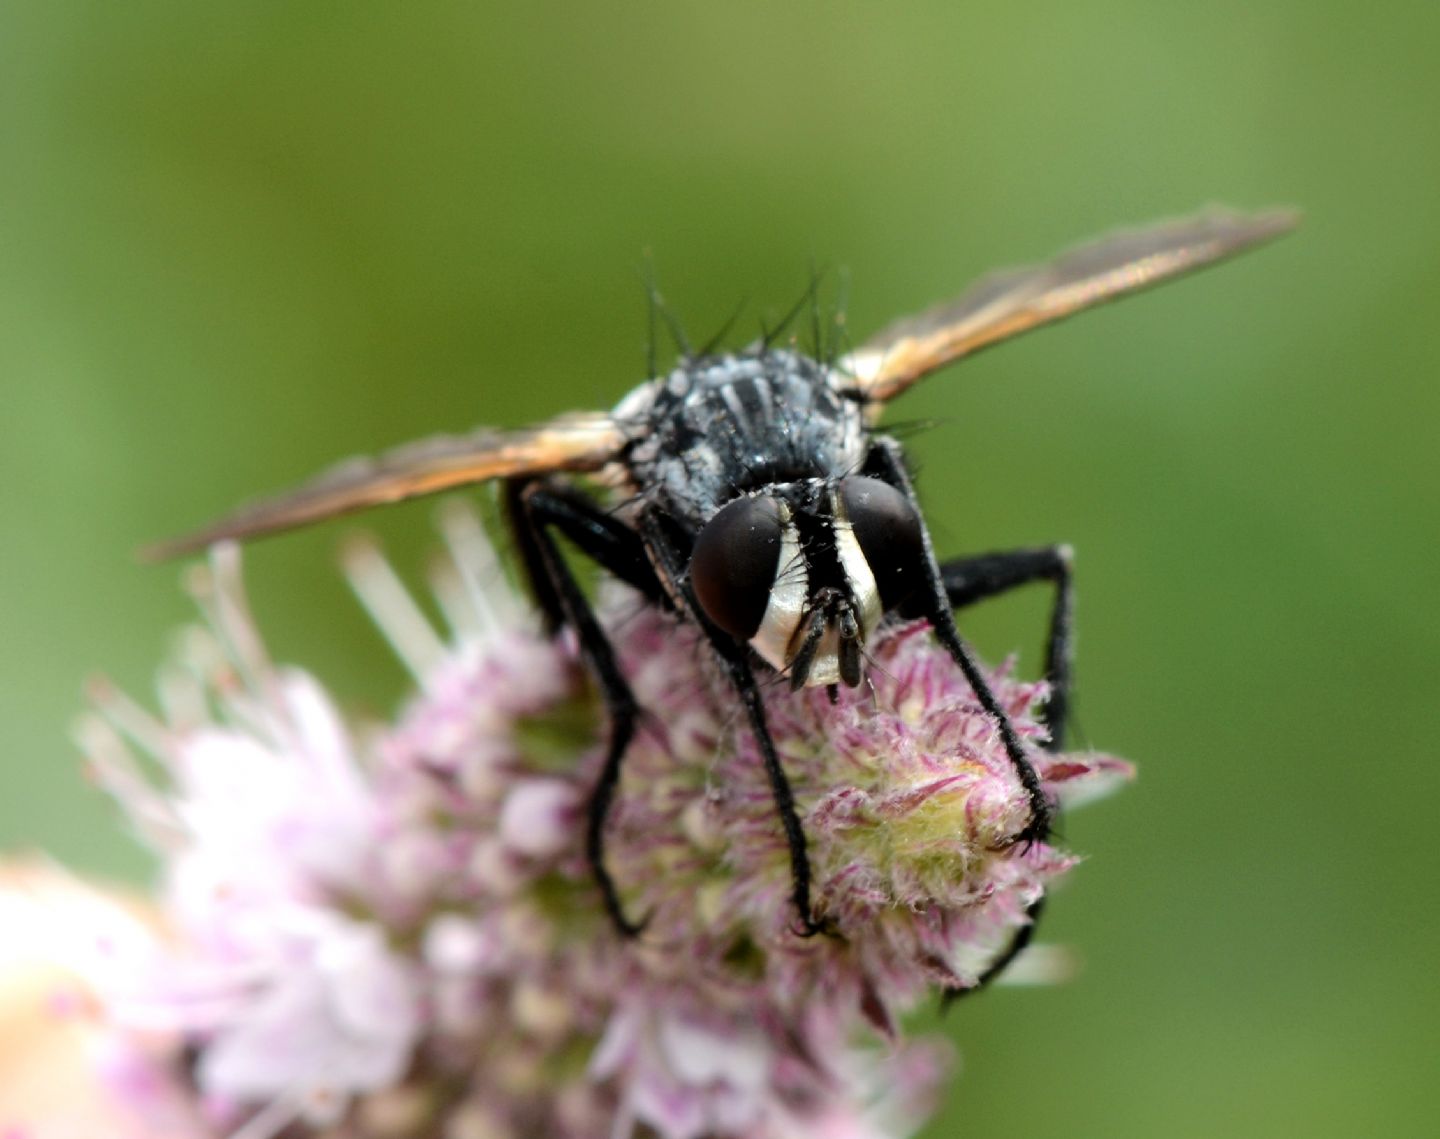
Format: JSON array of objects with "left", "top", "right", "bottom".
[
  {"left": 145, "top": 412, "right": 628, "bottom": 559},
  {"left": 843, "top": 206, "right": 1299, "bottom": 403}
]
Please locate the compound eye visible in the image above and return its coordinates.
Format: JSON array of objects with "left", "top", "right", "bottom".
[
  {"left": 840, "top": 476, "right": 925, "bottom": 611},
  {"left": 690, "top": 495, "right": 785, "bottom": 641}
]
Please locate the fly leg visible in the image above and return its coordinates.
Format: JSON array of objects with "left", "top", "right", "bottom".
[
  {"left": 504, "top": 478, "right": 667, "bottom": 630},
  {"left": 863, "top": 437, "right": 1054, "bottom": 845},
  {"left": 940, "top": 544, "right": 1075, "bottom": 751},
  {"left": 937, "top": 544, "right": 1075, "bottom": 997},
  {"left": 635, "top": 509, "right": 829, "bottom": 937},
  {"left": 508, "top": 480, "right": 663, "bottom": 937}
]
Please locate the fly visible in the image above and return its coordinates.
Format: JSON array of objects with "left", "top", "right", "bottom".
[{"left": 149, "top": 207, "right": 1296, "bottom": 947}]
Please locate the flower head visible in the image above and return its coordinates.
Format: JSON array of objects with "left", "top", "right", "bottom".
[{"left": 35, "top": 503, "right": 1130, "bottom": 1139}]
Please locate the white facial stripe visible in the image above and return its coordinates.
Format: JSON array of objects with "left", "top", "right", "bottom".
[
  {"left": 750, "top": 507, "right": 807, "bottom": 674},
  {"left": 748, "top": 504, "right": 888, "bottom": 688},
  {"left": 832, "top": 513, "right": 884, "bottom": 640},
  {"left": 791, "top": 517, "right": 884, "bottom": 688}
]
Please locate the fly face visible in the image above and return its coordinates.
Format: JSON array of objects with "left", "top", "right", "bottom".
[
  {"left": 687, "top": 475, "right": 924, "bottom": 689},
  {"left": 149, "top": 207, "right": 1296, "bottom": 948}
]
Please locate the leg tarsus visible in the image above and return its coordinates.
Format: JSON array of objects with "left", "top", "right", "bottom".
[
  {"left": 940, "top": 896, "right": 1047, "bottom": 1008},
  {"left": 584, "top": 706, "right": 649, "bottom": 938}
]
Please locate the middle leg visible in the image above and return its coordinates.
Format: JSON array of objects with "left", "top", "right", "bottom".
[
  {"left": 941, "top": 544, "right": 1075, "bottom": 751},
  {"left": 938, "top": 544, "right": 1075, "bottom": 996}
]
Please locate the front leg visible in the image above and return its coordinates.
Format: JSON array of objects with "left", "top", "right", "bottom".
[
  {"left": 636, "top": 508, "right": 828, "bottom": 937},
  {"left": 864, "top": 437, "right": 1053, "bottom": 845}
]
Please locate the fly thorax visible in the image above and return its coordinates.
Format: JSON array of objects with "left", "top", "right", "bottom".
[{"left": 618, "top": 350, "right": 869, "bottom": 527}]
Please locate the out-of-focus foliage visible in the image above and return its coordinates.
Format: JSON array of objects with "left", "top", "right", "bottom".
[{"left": 1, "top": 3, "right": 1435, "bottom": 1137}]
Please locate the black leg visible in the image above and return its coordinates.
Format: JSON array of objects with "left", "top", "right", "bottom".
[
  {"left": 933, "top": 548, "right": 1075, "bottom": 1002},
  {"left": 960, "top": 896, "right": 1047, "bottom": 998},
  {"left": 864, "top": 437, "right": 1053, "bottom": 845},
  {"left": 510, "top": 480, "right": 662, "bottom": 937},
  {"left": 504, "top": 479, "right": 565, "bottom": 632},
  {"left": 723, "top": 648, "right": 828, "bottom": 937},
  {"left": 636, "top": 508, "right": 827, "bottom": 937},
  {"left": 941, "top": 545, "right": 1075, "bottom": 751},
  {"left": 505, "top": 479, "right": 666, "bottom": 632}
]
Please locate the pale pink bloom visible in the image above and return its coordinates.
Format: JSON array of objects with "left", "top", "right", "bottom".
[
  {"left": 0, "top": 863, "right": 205, "bottom": 1139},
  {"left": 28, "top": 506, "right": 1132, "bottom": 1139},
  {"left": 190, "top": 909, "right": 419, "bottom": 1119}
]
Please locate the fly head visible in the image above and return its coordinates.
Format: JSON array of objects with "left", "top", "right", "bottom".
[{"left": 689, "top": 474, "right": 925, "bottom": 689}]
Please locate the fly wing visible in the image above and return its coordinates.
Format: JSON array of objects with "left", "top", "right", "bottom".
[
  {"left": 843, "top": 207, "right": 1299, "bottom": 403},
  {"left": 145, "top": 412, "right": 628, "bottom": 559}
]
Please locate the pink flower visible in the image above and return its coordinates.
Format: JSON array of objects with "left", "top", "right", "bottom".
[
  {"left": 194, "top": 911, "right": 418, "bottom": 1125},
  {"left": 36, "top": 505, "right": 1131, "bottom": 1138}
]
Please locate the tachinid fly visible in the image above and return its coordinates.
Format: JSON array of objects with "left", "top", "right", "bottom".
[{"left": 151, "top": 207, "right": 1296, "bottom": 951}]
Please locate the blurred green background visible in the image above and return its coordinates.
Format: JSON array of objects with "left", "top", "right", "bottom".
[{"left": 2, "top": 2, "right": 1436, "bottom": 1136}]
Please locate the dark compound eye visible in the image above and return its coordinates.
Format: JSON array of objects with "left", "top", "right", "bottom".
[
  {"left": 840, "top": 476, "right": 925, "bottom": 611},
  {"left": 690, "top": 495, "right": 785, "bottom": 641}
]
